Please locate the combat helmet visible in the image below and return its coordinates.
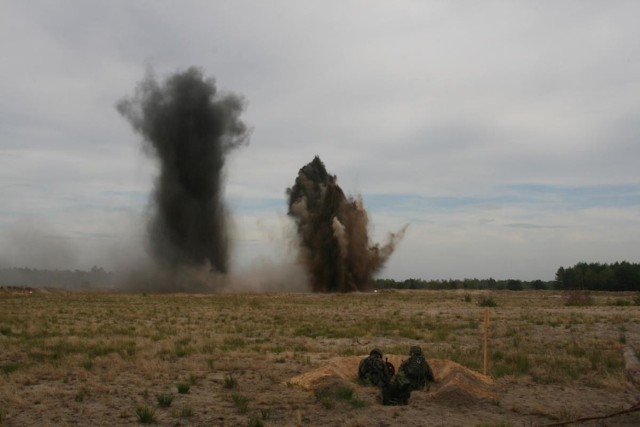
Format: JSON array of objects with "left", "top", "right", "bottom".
[
  {"left": 370, "top": 348, "right": 383, "bottom": 358},
  {"left": 409, "top": 345, "right": 423, "bottom": 356}
]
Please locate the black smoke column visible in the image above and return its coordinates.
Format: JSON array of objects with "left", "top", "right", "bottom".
[
  {"left": 117, "top": 67, "right": 249, "bottom": 275},
  {"left": 287, "top": 156, "right": 405, "bottom": 292}
]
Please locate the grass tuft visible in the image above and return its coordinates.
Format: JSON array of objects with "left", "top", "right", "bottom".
[
  {"left": 176, "top": 382, "right": 190, "bottom": 394},
  {"left": 248, "top": 416, "right": 265, "bottom": 427},
  {"left": 156, "top": 393, "right": 174, "bottom": 408},
  {"left": 75, "top": 387, "right": 89, "bottom": 402},
  {"left": 224, "top": 374, "right": 238, "bottom": 389},
  {"left": 231, "top": 393, "right": 250, "bottom": 414},
  {"left": 178, "top": 405, "right": 194, "bottom": 418},
  {"left": 135, "top": 405, "right": 156, "bottom": 423}
]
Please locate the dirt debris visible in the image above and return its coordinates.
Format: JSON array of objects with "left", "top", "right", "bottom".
[{"left": 289, "top": 355, "right": 496, "bottom": 405}]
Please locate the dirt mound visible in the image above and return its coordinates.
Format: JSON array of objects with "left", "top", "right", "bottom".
[
  {"left": 289, "top": 355, "right": 496, "bottom": 405},
  {"left": 428, "top": 358, "right": 497, "bottom": 404}
]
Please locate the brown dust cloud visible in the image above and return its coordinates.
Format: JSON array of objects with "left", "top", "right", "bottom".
[{"left": 287, "top": 156, "right": 406, "bottom": 292}]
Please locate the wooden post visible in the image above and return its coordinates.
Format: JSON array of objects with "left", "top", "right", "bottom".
[{"left": 483, "top": 307, "right": 490, "bottom": 376}]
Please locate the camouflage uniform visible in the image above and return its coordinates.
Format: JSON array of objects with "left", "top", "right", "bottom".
[
  {"left": 381, "top": 370, "right": 412, "bottom": 405},
  {"left": 358, "top": 348, "right": 392, "bottom": 387},
  {"left": 381, "top": 346, "right": 435, "bottom": 405},
  {"left": 398, "top": 345, "right": 435, "bottom": 390}
]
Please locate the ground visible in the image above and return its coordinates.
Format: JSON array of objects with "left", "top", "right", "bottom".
[{"left": 0, "top": 288, "right": 639, "bottom": 426}]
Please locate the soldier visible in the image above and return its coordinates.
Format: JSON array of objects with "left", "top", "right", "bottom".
[
  {"left": 358, "top": 348, "right": 392, "bottom": 387},
  {"left": 398, "top": 345, "right": 435, "bottom": 391},
  {"left": 381, "top": 345, "right": 436, "bottom": 405},
  {"left": 381, "top": 370, "right": 412, "bottom": 405}
]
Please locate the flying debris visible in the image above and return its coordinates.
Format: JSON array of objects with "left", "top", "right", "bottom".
[{"left": 287, "top": 156, "right": 406, "bottom": 292}]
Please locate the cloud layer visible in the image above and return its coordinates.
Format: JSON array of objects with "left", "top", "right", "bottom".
[{"left": 1, "top": 2, "right": 638, "bottom": 280}]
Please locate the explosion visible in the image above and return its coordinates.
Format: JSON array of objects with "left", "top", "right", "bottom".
[
  {"left": 287, "top": 156, "right": 405, "bottom": 292},
  {"left": 117, "top": 67, "right": 249, "bottom": 285}
]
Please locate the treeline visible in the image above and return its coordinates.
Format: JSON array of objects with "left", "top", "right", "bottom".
[
  {"left": 555, "top": 261, "right": 640, "bottom": 291},
  {"left": 376, "top": 261, "right": 640, "bottom": 292},
  {"left": 375, "top": 277, "right": 553, "bottom": 291},
  {"left": 0, "top": 266, "right": 113, "bottom": 289}
]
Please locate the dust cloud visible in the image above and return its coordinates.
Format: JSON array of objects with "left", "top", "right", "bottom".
[{"left": 287, "top": 156, "right": 406, "bottom": 292}]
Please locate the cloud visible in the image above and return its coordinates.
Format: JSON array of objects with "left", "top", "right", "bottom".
[
  {"left": 1, "top": 1, "right": 639, "bottom": 280},
  {"left": 504, "top": 223, "right": 565, "bottom": 230}
]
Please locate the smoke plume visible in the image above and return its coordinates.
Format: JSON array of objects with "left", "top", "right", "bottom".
[
  {"left": 117, "top": 67, "right": 249, "bottom": 280},
  {"left": 287, "top": 156, "right": 406, "bottom": 292}
]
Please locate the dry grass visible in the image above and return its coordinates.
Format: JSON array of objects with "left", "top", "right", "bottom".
[{"left": 1, "top": 289, "right": 639, "bottom": 426}]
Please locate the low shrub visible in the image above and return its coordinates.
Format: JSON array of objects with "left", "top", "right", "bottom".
[
  {"left": 563, "top": 291, "right": 594, "bottom": 306},
  {"left": 478, "top": 296, "right": 497, "bottom": 307}
]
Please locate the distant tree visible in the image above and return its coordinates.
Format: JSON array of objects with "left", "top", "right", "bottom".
[
  {"left": 506, "top": 280, "right": 523, "bottom": 291},
  {"left": 556, "top": 261, "right": 640, "bottom": 291},
  {"left": 530, "top": 280, "right": 547, "bottom": 290}
]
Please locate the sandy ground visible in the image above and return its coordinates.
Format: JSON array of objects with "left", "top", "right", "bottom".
[
  {"left": 2, "top": 288, "right": 640, "bottom": 426},
  {"left": 2, "top": 352, "right": 639, "bottom": 426}
]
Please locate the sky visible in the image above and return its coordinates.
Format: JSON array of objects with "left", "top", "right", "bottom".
[{"left": 0, "top": 1, "right": 639, "bottom": 281}]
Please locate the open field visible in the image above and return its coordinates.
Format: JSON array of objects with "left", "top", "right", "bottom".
[{"left": 1, "top": 288, "right": 639, "bottom": 426}]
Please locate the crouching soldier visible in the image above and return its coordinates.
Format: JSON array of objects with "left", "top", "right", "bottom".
[
  {"left": 381, "top": 345, "right": 435, "bottom": 406},
  {"left": 398, "top": 345, "right": 435, "bottom": 391},
  {"left": 381, "top": 370, "right": 412, "bottom": 405},
  {"left": 358, "top": 348, "right": 392, "bottom": 387}
]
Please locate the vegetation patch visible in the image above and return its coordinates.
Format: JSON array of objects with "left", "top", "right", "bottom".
[
  {"left": 563, "top": 291, "right": 594, "bottom": 306},
  {"left": 231, "top": 393, "right": 250, "bottom": 414},
  {"left": 75, "top": 387, "right": 89, "bottom": 402},
  {"left": 315, "top": 385, "right": 367, "bottom": 409},
  {"left": 135, "top": 405, "right": 156, "bottom": 424},
  {"left": 156, "top": 393, "right": 174, "bottom": 408},
  {"left": 223, "top": 374, "right": 237, "bottom": 389},
  {"left": 176, "top": 405, "right": 193, "bottom": 418},
  {"left": 1, "top": 363, "right": 21, "bottom": 375},
  {"left": 478, "top": 296, "right": 497, "bottom": 307},
  {"left": 176, "top": 382, "right": 190, "bottom": 394}
]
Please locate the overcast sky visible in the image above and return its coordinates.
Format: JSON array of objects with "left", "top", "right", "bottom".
[{"left": 1, "top": 1, "right": 639, "bottom": 281}]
